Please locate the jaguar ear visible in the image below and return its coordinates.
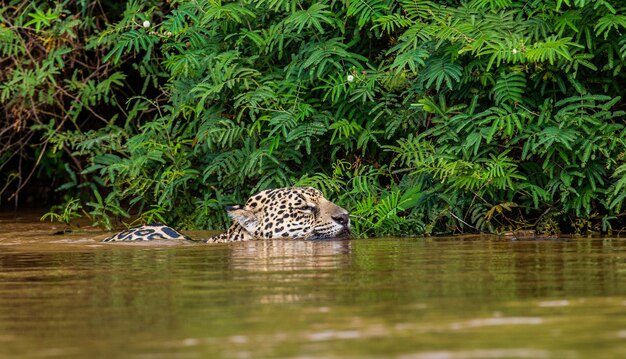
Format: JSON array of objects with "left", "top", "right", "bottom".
[{"left": 226, "top": 206, "right": 259, "bottom": 234}]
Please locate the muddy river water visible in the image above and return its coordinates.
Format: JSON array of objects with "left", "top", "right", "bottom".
[{"left": 2, "top": 212, "right": 626, "bottom": 358}]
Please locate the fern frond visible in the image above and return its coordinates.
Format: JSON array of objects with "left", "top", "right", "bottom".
[
  {"left": 103, "top": 30, "right": 157, "bottom": 64},
  {"left": 347, "top": 0, "right": 390, "bottom": 28},
  {"left": 329, "top": 119, "right": 363, "bottom": 144},
  {"left": 525, "top": 36, "right": 579, "bottom": 65},
  {"left": 197, "top": 118, "right": 246, "bottom": 150},
  {"left": 594, "top": 13, "right": 626, "bottom": 40},
  {"left": 372, "top": 14, "right": 413, "bottom": 34},
  {"left": 200, "top": 1, "right": 256, "bottom": 24},
  {"left": 468, "top": 0, "right": 513, "bottom": 11},
  {"left": 384, "top": 135, "right": 434, "bottom": 170},
  {"left": 284, "top": 3, "right": 336, "bottom": 34},
  {"left": 420, "top": 55, "right": 463, "bottom": 91},
  {"left": 399, "top": 0, "right": 436, "bottom": 20},
  {"left": 296, "top": 38, "right": 368, "bottom": 78},
  {"left": 492, "top": 71, "right": 526, "bottom": 105},
  {"left": 286, "top": 121, "right": 328, "bottom": 154},
  {"left": 295, "top": 173, "right": 346, "bottom": 196}
]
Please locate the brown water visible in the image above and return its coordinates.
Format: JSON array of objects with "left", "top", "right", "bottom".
[{"left": 2, "top": 214, "right": 626, "bottom": 358}]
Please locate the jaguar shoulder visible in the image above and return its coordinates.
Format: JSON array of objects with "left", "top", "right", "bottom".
[{"left": 102, "top": 223, "right": 191, "bottom": 242}]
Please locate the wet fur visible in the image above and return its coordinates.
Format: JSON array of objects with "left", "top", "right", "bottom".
[{"left": 103, "top": 187, "right": 350, "bottom": 243}]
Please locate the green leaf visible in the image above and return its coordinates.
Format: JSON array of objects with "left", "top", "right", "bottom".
[{"left": 492, "top": 71, "right": 526, "bottom": 105}]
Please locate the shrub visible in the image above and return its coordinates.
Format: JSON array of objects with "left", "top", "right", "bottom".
[{"left": 3, "top": 0, "right": 626, "bottom": 236}]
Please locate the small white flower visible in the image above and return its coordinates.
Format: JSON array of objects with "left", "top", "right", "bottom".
[
  {"left": 143, "top": 20, "right": 151, "bottom": 28},
  {"left": 512, "top": 48, "right": 518, "bottom": 54},
  {"left": 347, "top": 74, "right": 354, "bottom": 82}
]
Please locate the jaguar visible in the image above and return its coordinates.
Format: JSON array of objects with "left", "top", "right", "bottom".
[{"left": 102, "top": 187, "right": 351, "bottom": 243}]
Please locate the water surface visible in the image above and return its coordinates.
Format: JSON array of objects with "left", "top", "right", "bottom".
[{"left": 2, "top": 213, "right": 626, "bottom": 358}]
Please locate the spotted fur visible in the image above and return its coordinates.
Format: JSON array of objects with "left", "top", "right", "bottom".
[
  {"left": 102, "top": 187, "right": 350, "bottom": 243},
  {"left": 102, "top": 223, "right": 192, "bottom": 242}
]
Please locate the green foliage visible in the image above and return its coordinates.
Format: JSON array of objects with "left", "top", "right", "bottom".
[
  {"left": 41, "top": 197, "right": 83, "bottom": 226},
  {"left": 4, "top": 0, "right": 626, "bottom": 236},
  {"left": 492, "top": 71, "right": 526, "bottom": 105},
  {"left": 0, "top": 1, "right": 136, "bottom": 217}
]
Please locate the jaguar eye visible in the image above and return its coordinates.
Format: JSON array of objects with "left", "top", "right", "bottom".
[{"left": 300, "top": 205, "right": 317, "bottom": 213}]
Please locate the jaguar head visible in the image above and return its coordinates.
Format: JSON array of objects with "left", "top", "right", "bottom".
[{"left": 221, "top": 187, "right": 350, "bottom": 241}]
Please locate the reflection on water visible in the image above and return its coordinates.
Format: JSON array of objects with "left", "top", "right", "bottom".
[
  {"left": 1, "top": 217, "right": 626, "bottom": 358},
  {"left": 231, "top": 239, "right": 352, "bottom": 271}
]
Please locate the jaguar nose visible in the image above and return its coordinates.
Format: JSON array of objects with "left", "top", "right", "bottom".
[{"left": 332, "top": 212, "right": 350, "bottom": 227}]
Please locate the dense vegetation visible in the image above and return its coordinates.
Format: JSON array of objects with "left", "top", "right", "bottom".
[{"left": 2, "top": 0, "right": 626, "bottom": 236}]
